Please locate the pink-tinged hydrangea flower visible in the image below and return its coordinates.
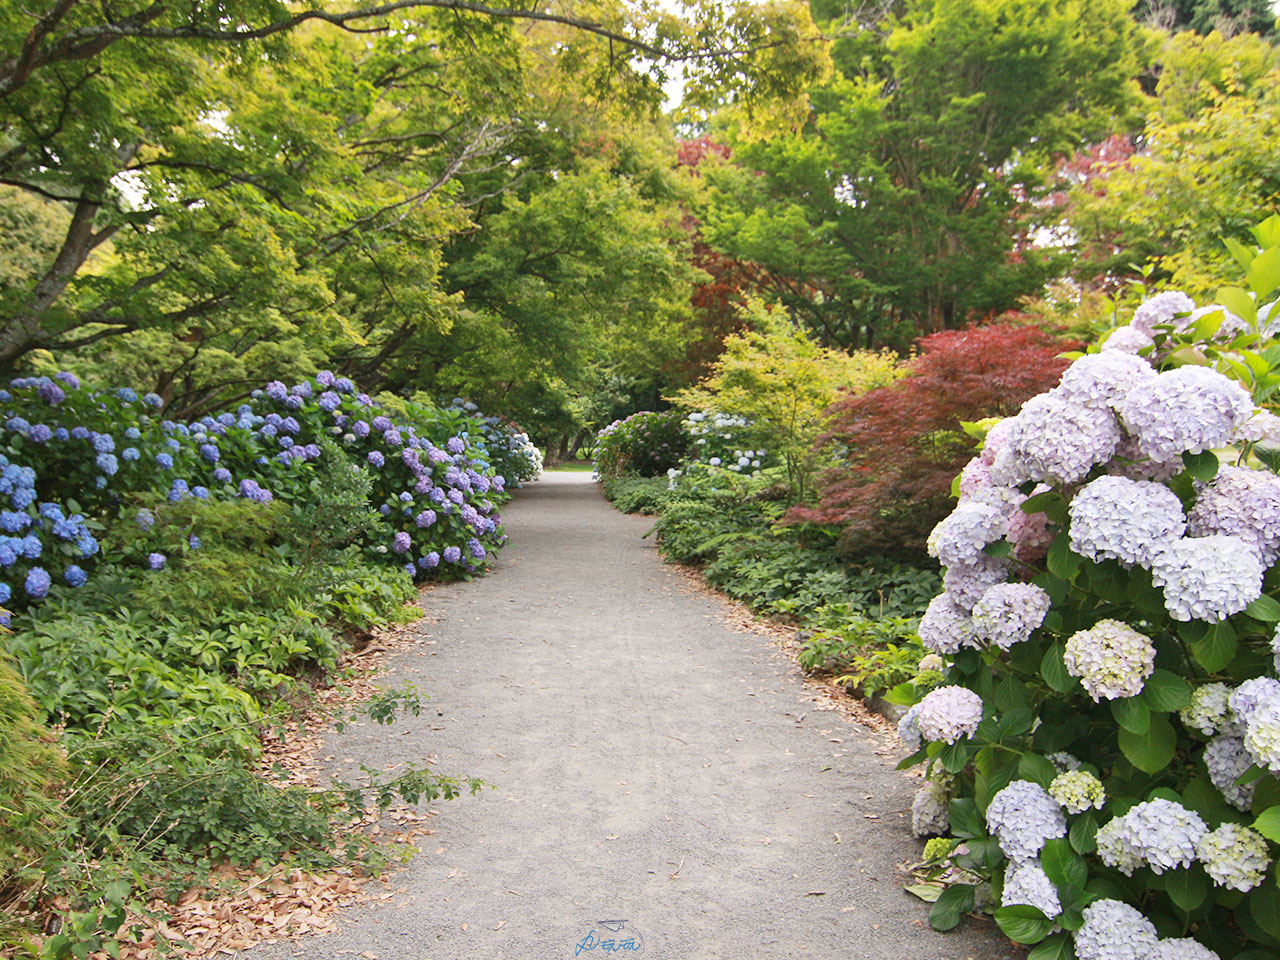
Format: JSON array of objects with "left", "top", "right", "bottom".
[
  {"left": 1188, "top": 465, "right": 1280, "bottom": 567},
  {"left": 1119, "top": 366, "right": 1255, "bottom": 463},
  {"left": 897, "top": 704, "right": 922, "bottom": 751},
  {"left": 1055, "top": 351, "right": 1157, "bottom": 410},
  {"left": 1243, "top": 692, "right": 1280, "bottom": 774},
  {"left": 958, "top": 456, "right": 992, "bottom": 498},
  {"left": 1107, "top": 433, "right": 1182, "bottom": 482},
  {"left": 1114, "top": 799, "right": 1207, "bottom": 874},
  {"left": 927, "top": 501, "right": 1008, "bottom": 568},
  {"left": 1131, "top": 290, "right": 1196, "bottom": 335},
  {"left": 971, "top": 582, "right": 1051, "bottom": 650},
  {"left": 999, "top": 392, "right": 1122, "bottom": 486},
  {"left": 1101, "top": 325, "right": 1156, "bottom": 354},
  {"left": 911, "top": 777, "right": 950, "bottom": 837},
  {"left": 1008, "top": 486, "right": 1054, "bottom": 563},
  {"left": 1197, "top": 823, "right": 1270, "bottom": 892},
  {"left": 979, "top": 417, "right": 1016, "bottom": 466},
  {"left": 942, "top": 554, "right": 1010, "bottom": 611},
  {"left": 1179, "top": 682, "right": 1234, "bottom": 736},
  {"left": 1063, "top": 619, "right": 1156, "bottom": 701},
  {"left": 919, "top": 594, "right": 976, "bottom": 654},
  {"left": 1048, "top": 769, "right": 1105, "bottom": 814},
  {"left": 1205, "top": 735, "right": 1256, "bottom": 812},
  {"left": 1149, "top": 938, "right": 1221, "bottom": 960},
  {"left": 1229, "top": 677, "right": 1280, "bottom": 729},
  {"left": 915, "top": 686, "right": 984, "bottom": 744},
  {"left": 1150, "top": 535, "right": 1263, "bottom": 622},
  {"left": 1001, "top": 860, "right": 1061, "bottom": 918},
  {"left": 1236, "top": 408, "right": 1280, "bottom": 446},
  {"left": 1068, "top": 475, "right": 1186, "bottom": 567},
  {"left": 985, "top": 780, "right": 1066, "bottom": 863},
  {"left": 1074, "top": 899, "right": 1158, "bottom": 960}
]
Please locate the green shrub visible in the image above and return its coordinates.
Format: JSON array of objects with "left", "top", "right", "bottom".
[
  {"left": 600, "top": 475, "right": 671, "bottom": 514},
  {"left": 593, "top": 410, "right": 689, "bottom": 478}
]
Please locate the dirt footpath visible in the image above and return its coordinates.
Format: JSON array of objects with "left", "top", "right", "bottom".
[{"left": 243, "top": 471, "right": 1016, "bottom": 960}]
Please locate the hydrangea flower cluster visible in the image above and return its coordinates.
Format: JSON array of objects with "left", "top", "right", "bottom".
[
  {"left": 1073, "top": 899, "right": 1159, "bottom": 960},
  {"left": 1195, "top": 823, "right": 1270, "bottom": 891},
  {"left": 910, "top": 776, "right": 950, "bottom": 837},
  {"left": 914, "top": 686, "right": 984, "bottom": 744},
  {"left": 1204, "top": 735, "right": 1255, "bottom": 811},
  {"left": 1118, "top": 366, "right": 1255, "bottom": 463},
  {"left": 1067, "top": 475, "right": 1185, "bottom": 567},
  {"left": 1148, "top": 939, "right": 1221, "bottom": 960},
  {"left": 1047, "top": 769, "right": 1105, "bottom": 814},
  {"left": 1062, "top": 620, "right": 1156, "bottom": 701},
  {"left": 1179, "top": 682, "right": 1234, "bottom": 736},
  {"left": 971, "top": 582, "right": 1051, "bottom": 650},
  {"left": 1096, "top": 799, "right": 1206, "bottom": 875},
  {"left": 985, "top": 780, "right": 1066, "bottom": 863},
  {"left": 918, "top": 594, "right": 977, "bottom": 654},
  {"left": 995, "top": 391, "right": 1122, "bottom": 486},
  {"left": 1149, "top": 534, "right": 1263, "bottom": 622},
  {"left": 1187, "top": 465, "right": 1280, "bottom": 567},
  {"left": 1000, "top": 860, "right": 1061, "bottom": 918}
]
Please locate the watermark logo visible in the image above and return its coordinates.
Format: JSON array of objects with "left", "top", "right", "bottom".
[{"left": 574, "top": 920, "right": 644, "bottom": 955}]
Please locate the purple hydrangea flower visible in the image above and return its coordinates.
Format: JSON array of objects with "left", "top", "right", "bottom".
[
  {"left": 37, "top": 381, "right": 65, "bottom": 406},
  {"left": 368, "top": 451, "right": 385, "bottom": 468},
  {"left": 148, "top": 552, "right": 166, "bottom": 570},
  {"left": 199, "top": 443, "right": 220, "bottom": 463},
  {"left": 213, "top": 467, "right": 232, "bottom": 483},
  {"left": 393, "top": 531, "right": 411, "bottom": 554},
  {"left": 443, "top": 545, "right": 462, "bottom": 564},
  {"left": 64, "top": 565, "right": 87, "bottom": 587},
  {"left": 419, "top": 551, "right": 440, "bottom": 569},
  {"left": 24, "top": 566, "right": 51, "bottom": 598},
  {"left": 155, "top": 453, "right": 174, "bottom": 469}
]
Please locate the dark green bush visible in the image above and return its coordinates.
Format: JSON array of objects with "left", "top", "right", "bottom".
[
  {"left": 593, "top": 410, "right": 689, "bottom": 478},
  {"left": 600, "top": 475, "right": 671, "bottom": 514}
]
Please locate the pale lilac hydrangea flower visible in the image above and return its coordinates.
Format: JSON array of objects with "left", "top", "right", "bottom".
[
  {"left": 1150, "top": 535, "right": 1263, "bottom": 622},
  {"left": 1001, "top": 860, "right": 1061, "bottom": 918},
  {"left": 1204, "top": 735, "right": 1256, "bottom": 812},
  {"left": 1107, "top": 433, "right": 1182, "bottom": 482},
  {"left": 1048, "top": 769, "right": 1105, "bottom": 814},
  {"left": 985, "top": 780, "right": 1066, "bottom": 863},
  {"left": 1243, "top": 692, "right": 1280, "bottom": 774},
  {"left": 915, "top": 686, "right": 984, "bottom": 744},
  {"left": 918, "top": 594, "right": 976, "bottom": 654},
  {"left": 1188, "top": 465, "right": 1280, "bottom": 567},
  {"left": 1229, "top": 677, "right": 1280, "bottom": 729},
  {"left": 971, "top": 582, "right": 1051, "bottom": 650},
  {"left": 1119, "top": 366, "right": 1255, "bottom": 463},
  {"left": 1104, "top": 799, "right": 1207, "bottom": 875},
  {"left": 1074, "top": 899, "right": 1158, "bottom": 960},
  {"left": 1149, "top": 938, "right": 1221, "bottom": 960},
  {"left": 1179, "top": 682, "right": 1234, "bottom": 736},
  {"left": 1273, "top": 625, "right": 1280, "bottom": 674},
  {"left": 999, "top": 392, "right": 1122, "bottom": 486},
  {"left": 1131, "top": 290, "right": 1196, "bottom": 335},
  {"left": 1197, "top": 823, "right": 1270, "bottom": 892},
  {"left": 942, "top": 554, "right": 1010, "bottom": 610},
  {"left": 1055, "top": 351, "right": 1156, "bottom": 410},
  {"left": 1063, "top": 619, "right": 1156, "bottom": 701},
  {"left": 1047, "top": 751, "right": 1081, "bottom": 771},
  {"left": 1101, "top": 325, "right": 1156, "bottom": 354},
  {"left": 927, "top": 501, "right": 1008, "bottom": 568},
  {"left": 979, "top": 417, "right": 1017, "bottom": 466},
  {"left": 1068, "top": 475, "right": 1185, "bottom": 567},
  {"left": 911, "top": 776, "right": 950, "bottom": 837},
  {"left": 1096, "top": 816, "right": 1144, "bottom": 876},
  {"left": 1236, "top": 408, "right": 1280, "bottom": 446},
  {"left": 897, "top": 704, "right": 922, "bottom": 751}
]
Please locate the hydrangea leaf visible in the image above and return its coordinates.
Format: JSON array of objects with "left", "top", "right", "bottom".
[
  {"left": 1069, "top": 812, "right": 1098, "bottom": 855},
  {"left": 1041, "top": 837, "right": 1088, "bottom": 889},
  {"left": 1047, "top": 534, "right": 1083, "bottom": 581},
  {"left": 1118, "top": 714, "right": 1177, "bottom": 774},
  {"left": 1248, "top": 883, "right": 1280, "bottom": 942},
  {"left": 1041, "top": 642, "right": 1079, "bottom": 695},
  {"left": 1190, "top": 622, "right": 1238, "bottom": 673},
  {"left": 1111, "top": 696, "right": 1151, "bottom": 735},
  {"left": 948, "top": 798, "right": 984, "bottom": 839},
  {"left": 1181, "top": 449, "right": 1220, "bottom": 483},
  {"left": 1140, "top": 669, "right": 1194, "bottom": 712},
  {"left": 928, "top": 882, "right": 976, "bottom": 932},
  {"left": 1027, "top": 932, "right": 1075, "bottom": 960},
  {"left": 1245, "top": 593, "right": 1280, "bottom": 623},
  {"left": 1018, "top": 752, "right": 1059, "bottom": 789},
  {"left": 940, "top": 739, "right": 973, "bottom": 774},
  {"left": 995, "top": 905, "right": 1053, "bottom": 944},
  {"left": 1165, "top": 867, "right": 1209, "bottom": 913},
  {"left": 1250, "top": 805, "right": 1280, "bottom": 843}
]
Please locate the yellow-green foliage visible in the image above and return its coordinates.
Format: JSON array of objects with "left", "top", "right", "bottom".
[
  {"left": 671, "top": 299, "right": 902, "bottom": 498},
  {"left": 0, "top": 649, "right": 66, "bottom": 901}
]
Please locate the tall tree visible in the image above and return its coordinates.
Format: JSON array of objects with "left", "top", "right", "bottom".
[{"left": 695, "top": 0, "right": 1144, "bottom": 350}]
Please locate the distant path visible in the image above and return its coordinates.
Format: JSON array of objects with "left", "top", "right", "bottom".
[{"left": 246, "top": 472, "right": 1014, "bottom": 960}]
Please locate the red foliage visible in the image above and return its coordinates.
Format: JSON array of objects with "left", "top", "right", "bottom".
[{"left": 788, "top": 324, "right": 1081, "bottom": 556}]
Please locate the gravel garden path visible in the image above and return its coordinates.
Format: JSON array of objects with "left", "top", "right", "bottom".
[{"left": 245, "top": 471, "right": 1015, "bottom": 960}]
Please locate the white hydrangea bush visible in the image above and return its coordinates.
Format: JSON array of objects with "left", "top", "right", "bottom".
[{"left": 898, "top": 254, "right": 1280, "bottom": 957}]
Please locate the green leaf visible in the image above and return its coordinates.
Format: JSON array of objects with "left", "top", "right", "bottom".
[
  {"left": 1041, "top": 837, "right": 1088, "bottom": 889},
  {"left": 905, "top": 882, "right": 944, "bottom": 903},
  {"left": 929, "top": 883, "right": 976, "bottom": 932},
  {"left": 1223, "top": 238, "right": 1258, "bottom": 274},
  {"left": 1018, "top": 752, "right": 1059, "bottom": 788},
  {"left": 1166, "top": 867, "right": 1209, "bottom": 912},
  {"left": 1027, "top": 932, "right": 1076, "bottom": 960},
  {"left": 1190, "top": 622, "right": 1237, "bottom": 673},
  {"left": 1252, "top": 806, "right": 1280, "bottom": 843},
  {"left": 940, "top": 739, "right": 972, "bottom": 774},
  {"left": 1069, "top": 812, "right": 1099, "bottom": 855},
  {"left": 1118, "top": 714, "right": 1176, "bottom": 774},
  {"left": 1140, "top": 669, "right": 1193, "bottom": 712},
  {"left": 995, "top": 905, "right": 1053, "bottom": 945},
  {"left": 1022, "top": 491, "right": 1069, "bottom": 524},
  {"left": 1047, "top": 534, "right": 1082, "bottom": 581},
  {"left": 1246, "top": 594, "right": 1280, "bottom": 624},
  {"left": 1042, "top": 642, "right": 1078, "bottom": 695},
  {"left": 883, "top": 682, "right": 917, "bottom": 706},
  {"left": 1249, "top": 246, "right": 1280, "bottom": 299},
  {"left": 1219, "top": 284, "right": 1259, "bottom": 323},
  {"left": 948, "top": 798, "right": 984, "bottom": 839},
  {"left": 1111, "top": 696, "right": 1150, "bottom": 735},
  {"left": 1182, "top": 449, "right": 1220, "bottom": 483},
  {"left": 1249, "top": 883, "right": 1280, "bottom": 942}
]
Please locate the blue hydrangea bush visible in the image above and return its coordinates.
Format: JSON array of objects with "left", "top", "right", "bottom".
[
  {"left": 0, "top": 371, "right": 524, "bottom": 609},
  {"left": 900, "top": 224, "right": 1280, "bottom": 959}
]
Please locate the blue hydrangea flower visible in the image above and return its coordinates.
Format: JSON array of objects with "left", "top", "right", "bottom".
[
  {"left": 96, "top": 453, "right": 118, "bottom": 476},
  {"left": 37, "top": 381, "right": 65, "bottom": 405},
  {"left": 213, "top": 467, "right": 232, "bottom": 483},
  {"left": 29, "top": 424, "right": 52, "bottom": 442},
  {"left": 368, "top": 451, "right": 385, "bottom": 468},
  {"left": 192, "top": 486, "right": 209, "bottom": 500},
  {"left": 419, "top": 551, "right": 440, "bottom": 569},
  {"left": 0, "top": 544, "right": 14, "bottom": 567},
  {"left": 24, "top": 566, "right": 51, "bottom": 598},
  {"left": 91, "top": 433, "right": 114, "bottom": 453},
  {"left": 169, "top": 479, "right": 189, "bottom": 501},
  {"left": 143, "top": 392, "right": 163, "bottom": 408},
  {"left": 64, "top": 565, "right": 87, "bottom": 587},
  {"left": 116, "top": 387, "right": 138, "bottom": 403},
  {"left": 148, "top": 552, "right": 166, "bottom": 570},
  {"left": 284, "top": 395, "right": 302, "bottom": 409},
  {"left": 122, "top": 447, "right": 140, "bottom": 461},
  {"left": 443, "top": 545, "right": 462, "bottom": 564},
  {"left": 70, "top": 426, "right": 89, "bottom": 440},
  {"left": 403, "top": 562, "right": 416, "bottom": 576},
  {"left": 188, "top": 535, "right": 202, "bottom": 550},
  {"left": 0, "top": 581, "right": 9, "bottom": 603},
  {"left": 0, "top": 512, "right": 29, "bottom": 533},
  {"left": 124, "top": 427, "right": 142, "bottom": 440},
  {"left": 76, "top": 535, "right": 98, "bottom": 556},
  {"left": 155, "top": 452, "right": 173, "bottom": 469},
  {"left": 199, "top": 443, "right": 220, "bottom": 463},
  {"left": 137, "top": 508, "right": 156, "bottom": 530}
]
